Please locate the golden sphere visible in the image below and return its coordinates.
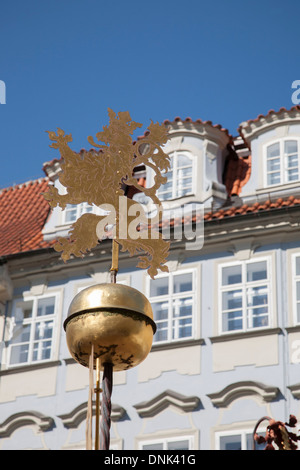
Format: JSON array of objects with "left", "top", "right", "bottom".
[{"left": 64, "top": 283, "right": 156, "bottom": 371}]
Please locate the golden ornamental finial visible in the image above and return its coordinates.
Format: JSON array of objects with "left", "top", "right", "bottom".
[{"left": 43, "top": 108, "right": 170, "bottom": 278}]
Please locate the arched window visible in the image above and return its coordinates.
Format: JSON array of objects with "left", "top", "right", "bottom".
[
  {"left": 158, "top": 151, "right": 194, "bottom": 200},
  {"left": 265, "top": 139, "right": 300, "bottom": 186}
]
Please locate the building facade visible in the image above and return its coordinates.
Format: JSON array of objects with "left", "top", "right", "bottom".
[{"left": 0, "top": 106, "right": 300, "bottom": 450}]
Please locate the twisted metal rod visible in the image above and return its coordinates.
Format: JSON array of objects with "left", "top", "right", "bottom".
[
  {"left": 99, "top": 238, "right": 117, "bottom": 449},
  {"left": 100, "top": 362, "right": 113, "bottom": 450}
]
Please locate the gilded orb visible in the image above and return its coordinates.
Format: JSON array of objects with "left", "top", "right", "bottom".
[{"left": 63, "top": 283, "right": 156, "bottom": 371}]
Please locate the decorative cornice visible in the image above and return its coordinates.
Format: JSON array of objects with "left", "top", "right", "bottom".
[
  {"left": 58, "top": 401, "right": 126, "bottom": 428},
  {"left": 151, "top": 338, "right": 204, "bottom": 352},
  {"left": 207, "top": 381, "right": 280, "bottom": 408},
  {"left": 0, "top": 360, "right": 61, "bottom": 376},
  {"left": 133, "top": 389, "right": 201, "bottom": 418},
  {"left": 163, "top": 119, "right": 232, "bottom": 148},
  {"left": 210, "top": 327, "right": 282, "bottom": 343},
  {"left": 0, "top": 411, "right": 54, "bottom": 437},
  {"left": 238, "top": 106, "right": 300, "bottom": 147}
]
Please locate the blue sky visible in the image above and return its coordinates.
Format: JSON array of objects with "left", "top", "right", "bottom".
[{"left": 0, "top": 0, "right": 299, "bottom": 188}]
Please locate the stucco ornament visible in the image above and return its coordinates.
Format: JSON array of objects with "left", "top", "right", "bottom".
[{"left": 42, "top": 108, "right": 170, "bottom": 278}]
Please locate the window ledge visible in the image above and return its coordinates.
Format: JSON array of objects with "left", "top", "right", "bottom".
[
  {"left": 210, "top": 327, "right": 282, "bottom": 343},
  {"left": 0, "top": 360, "right": 61, "bottom": 376},
  {"left": 151, "top": 338, "right": 204, "bottom": 352},
  {"left": 285, "top": 325, "right": 300, "bottom": 333},
  {"left": 256, "top": 181, "right": 300, "bottom": 194}
]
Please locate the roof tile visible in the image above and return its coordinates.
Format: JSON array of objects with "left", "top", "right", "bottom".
[{"left": 0, "top": 179, "right": 52, "bottom": 257}]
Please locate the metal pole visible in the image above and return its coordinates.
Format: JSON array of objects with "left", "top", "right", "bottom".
[
  {"left": 110, "top": 239, "right": 119, "bottom": 283},
  {"left": 100, "top": 362, "right": 113, "bottom": 450},
  {"left": 99, "top": 238, "right": 117, "bottom": 449},
  {"left": 94, "top": 357, "right": 101, "bottom": 450}
]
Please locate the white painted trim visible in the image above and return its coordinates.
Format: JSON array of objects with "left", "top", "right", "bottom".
[
  {"left": 5, "top": 289, "right": 62, "bottom": 368},
  {"left": 138, "top": 433, "right": 195, "bottom": 450},
  {"left": 292, "top": 252, "right": 300, "bottom": 325},
  {"left": 214, "top": 427, "right": 263, "bottom": 450},
  {"left": 145, "top": 263, "right": 200, "bottom": 344},
  {"left": 217, "top": 256, "right": 272, "bottom": 335},
  {"left": 263, "top": 137, "right": 300, "bottom": 188}
]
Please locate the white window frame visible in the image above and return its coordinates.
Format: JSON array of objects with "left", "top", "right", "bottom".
[
  {"left": 6, "top": 292, "right": 60, "bottom": 367},
  {"left": 218, "top": 257, "right": 272, "bottom": 335},
  {"left": 292, "top": 253, "right": 300, "bottom": 325},
  {"left": 215, "top": 429, "right": 264, "bottom": 450},
  {"left": 264, "top": 137, "right": 300, "bottom": 187},
  {"left": 147, "top": 267, "right": 197, "bottom": 344},
  {"left": 157, "top": 150, "right": 195, "bottom": 201},
  {"left": 139, "top": 435, "right": 194, "bottom": 450},
  {"left": 62, "top": 202, "right": 95, "bottom": 224}
]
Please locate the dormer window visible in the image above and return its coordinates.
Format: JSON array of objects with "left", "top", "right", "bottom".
[
  {"left": 63, "top": 202, "right": 94, "bottom": 224},
  {"left": 266, "top": 139, "right": 299, "bottom": 186},
  {"left": 158, "top": 151, "right": 194, "bottom": 201}
]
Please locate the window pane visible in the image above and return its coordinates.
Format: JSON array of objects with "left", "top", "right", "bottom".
[
  {"left": 175, "top": 297, "right": 193, "bottom": 316},
  {"left": 267, "top": 142, "right": 280, "bottom": 158},
  {"left": 150, "top": 277, "right": 169, "bottom": 297},
  {"left": 220, "top": 435, "right": 242, "bottom": 450},
  {"left": 247, "top": 261, "right": 267, "bottom": 282},
  {"left": 173, "top": 273, "right": 193, "bottom": 293},
  {"left": 11, "top": 324, "right": 31, "bottom": 344},
  {"left": 168, "top": 440, "right": 189, "bottom": 450},
  {"left": 297, "top": 302, "right": 300, "bottom": 323},
  {"left": 34, "top": 320, "right": 54, "bottom": 340},
  {"left": 173, "top": 317, "right": 192, "bottom": 339},
  {"left": 65, "top": 204, "right": 77, "bottom": 222},
  {"left": 296, "top": 257, "right": 300, "bottom": 276},
  {"left": 82, "top": 204, "right": 93, "bottom": 214},
  {"left": 177, "top": 154, "right": 192, "bottom": 168},
  {"left": 247, "top": 285, "right": 268, "bottom": 306},
  {"left": 161, "top": 182, "right": 173, "bottom": 193},
  {"left": 222, "top": 265, "right": 242, "bottom": 285},
  {"left": 297, "top": 281, "right": 300, "bottom": 301},
  {"left": 285, "top": 140, "right": 298, "bottom": 155},
  {"left": 222, "top": 310, "right": 243, "bottom": 331},
  {"left": 267, "top": 172, "right": 280, "bottom": 185},
  {"left": 160, "top": 192, "right": 173, "bottom": 201},
  {"left": 32, "top": 340, "right": 52, "bottom": 361},
  {"left": 10, "top": 344, "right": 29, "bottom": 364},
  {"left": 249, "top": 306, "right": 269, "bottom": 328},
  {"left": 155, "top": 325, "right": 168, "bottom": 342},
  {"left": 37, "top": 297, "right": 55, "bottom": 316},
  {"left": 152, "top": 301, "right": 168, "bottom": 321},
  {"left": 287, "top": 168, "right": 298, "bottom": 181},
  {"left": 15, "top": 301, "right": 33, "bottom": 321},
  {"left": 287, "top": 154, "right": 298, "bottom": 168},
  {"left": 267, "top": 158, "right": 280, "bottom": 172},
  {"left": 143, "top": 443, "right": 164, "bottom": 450},
  {"left": 246, "top": 433, "right": 265, "bottom": 450},
  {"left": 222, "top": 290, "right": 242, "bottom": 311}
]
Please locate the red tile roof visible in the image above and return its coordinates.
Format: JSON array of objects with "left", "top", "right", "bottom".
[
  {"left": 1, "top": 175, "right": 300, "bottom": 259},
  {"left": 203, "top": 195, "right": 300, "bottom": 221},
  {"left": 2, "top": 110, "right": 300, "bottom": 258},
  {"left": 225, "top": 155, "right": 251, "bottom": 196},
  {"left": 0, "top": 178, "right": 52, "bottom": 257}
]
